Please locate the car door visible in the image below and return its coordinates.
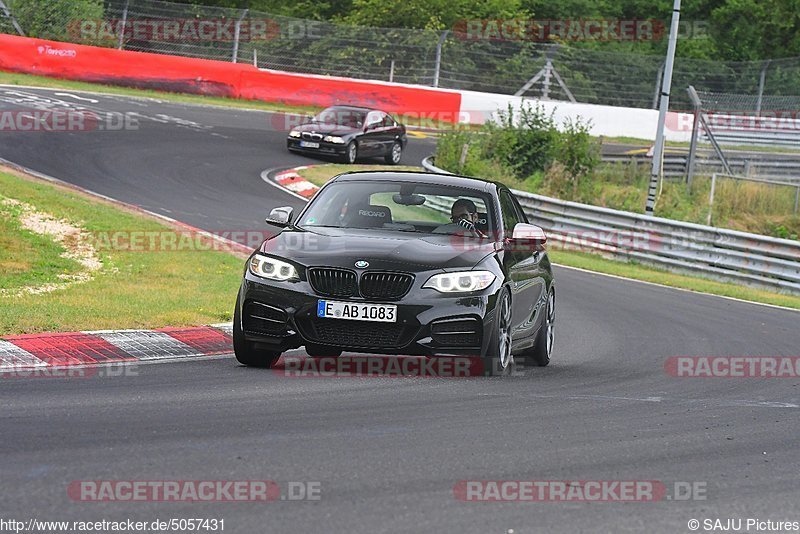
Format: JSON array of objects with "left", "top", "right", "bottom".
[
  {"left": 499, "top": 189, "right": 546, "bottom": 346},
  {"left": 377, "top": 113, "right": 400, "bottom": 154},
  {"left": 360, "top": 111, "right": 384, "bottom": 156}
]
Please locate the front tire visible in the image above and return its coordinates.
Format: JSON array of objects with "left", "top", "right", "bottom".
[
  {"left": 233, "top": 294, "right": 281, "bottom": 368},
  {"left": 481, "top": 288, "right": 514, "bottom": 376},
  {"left": 385, "top": 141, "right": 402, "bottom": 164},
  {"left": 343, "top": 141, "right": 358, "bottom": 164},
  {"left": 524, "top": 287, "right": 555, "bottom": 367}
]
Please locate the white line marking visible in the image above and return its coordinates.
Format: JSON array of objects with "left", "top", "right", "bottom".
[
  {"left": 554, "top": 263, "right": 800, "bottom": 314},
  {"left": 53, "top": 92, "right": 99, "bottom": 103},
  {"left": 500, "top": 392, "right": 799, "bottom": 409}
]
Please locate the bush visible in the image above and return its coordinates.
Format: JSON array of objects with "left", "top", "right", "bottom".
[
  {"left": 435, "top": 101, "right": 599, "bottom": 190},
  {"left": 8, "top": 0, "right": 106, "bottom": 44},
  {"left": 482, "top": 103, "right": 560, "bottom": 180}
]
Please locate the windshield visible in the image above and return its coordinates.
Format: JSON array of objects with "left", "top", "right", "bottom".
[
  {"left": 312, "top": 107, "right": 366, "bottom": 129},
  {"left": 298, "top": 180, "right": 496, "bottom": 237}
]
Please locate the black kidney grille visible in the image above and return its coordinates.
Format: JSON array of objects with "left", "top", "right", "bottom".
[
  {"left": 359, "top": 272, "right": 414, "bottom": 300},
  {"left": 308, "top": 268, "right": 358, "bottom": 297},
  {"left": 304, "top": 319, "right": 408, "bottom": 348}
]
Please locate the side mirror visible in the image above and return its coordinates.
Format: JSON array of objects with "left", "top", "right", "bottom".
[
  {"left": 508, "top": 223, "right": 547, "bottom": 251},
  {"left": 266, "top": 206, "right": 294, "bottom": 227}
]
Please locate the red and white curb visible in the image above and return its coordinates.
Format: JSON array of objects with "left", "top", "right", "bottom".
[
  {"left": 0, "top": 323, "right": 234, "bottom": 372},
  {"left": 272, "top": 166, "right": 320, "bottom": 199}
]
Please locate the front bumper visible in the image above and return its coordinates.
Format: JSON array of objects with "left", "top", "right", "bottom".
[
  {"left": 286, "top": 138, "right": 347, "bottom": 157},
  {"left": 238, "top": 271, "right": 500, "bottom": 357}
]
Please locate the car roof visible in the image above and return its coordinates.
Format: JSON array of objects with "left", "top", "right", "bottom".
[
  {"left": 323, "top": 105, "right": 376, "bottom": 112},
  {"left": 331, "top": 171, "right": 500, "bottom": 193}
]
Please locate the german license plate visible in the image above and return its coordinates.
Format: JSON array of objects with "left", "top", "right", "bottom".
[
  {"left": 299, "top": 141, "right": 319, "bottom": 148},
  {"left": 317, "top": 300, "right": 397, "bottom": 322}
]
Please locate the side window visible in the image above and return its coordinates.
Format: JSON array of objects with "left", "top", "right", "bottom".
[
  {"left": 365, "top": 111, "right": 382, "bottom": 128},
  {"left": 511, "top": 194, "right": 528, "bottom": 224},
  {"left": 499, "top": 190, "right": 522, "bottom": 235},
  {"left": 381, "top": 113, "right": 395, "bottom": 128}
]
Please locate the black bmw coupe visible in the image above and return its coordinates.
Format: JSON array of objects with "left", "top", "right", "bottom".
[
  {"left": 234, "top": 171, "right": 555, "bottom": 376},
  {"left": 286, "top": 105, "right": 407, "bottom": 164}
]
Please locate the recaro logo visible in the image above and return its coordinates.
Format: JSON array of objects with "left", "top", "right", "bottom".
[{"left": 358, "top": 210, "right": 385, "bottom": 217}]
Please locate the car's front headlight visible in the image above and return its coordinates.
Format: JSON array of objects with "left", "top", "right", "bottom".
[
  {"left": 422, "top": 270, "right": 495, "bottom": 293},
  {"left": 288, "top": 130, "right": 301, "bottom": 138},
  {"left": 323, "top": 135, "right": 345, "bottom": 144},
  {"left": 249, "top": 254, "right": 298, "bottom": 281}
]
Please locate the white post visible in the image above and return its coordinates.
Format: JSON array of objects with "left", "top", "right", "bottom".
[
  {"left": 232, "top": 9, "right": 249, "bottom": 63},
  {"left": 433, "top": 30, "right": 449, "bottom": 87},
  {"left": 707, "top": 173, "right": 716, "bottom": 226},
  {"left": 117, "top": 0, "right": 129, "bottom": 49},
  {"left": 645, "top": 0, "right": 681, "bottom": 216}
]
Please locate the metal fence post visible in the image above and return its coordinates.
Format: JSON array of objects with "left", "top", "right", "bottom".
[
  {"left": 117, "top": 0, "right": 130, "bottom": 49},
  {"left": 0, "top": 0, "right": 25, "bottom": 36},
  {"left": 231, "top": 9, "right": 249, "bottom": 63},
  {"left": 433, "top": 30, "right": 449, "bottom": 87},
  {"left": 459, "top": 143, "right": 470, "bottom": 171},
  {"left": 795, "top": 186, "right": 799, "bottom": 214},
  {"left": 756, "top": 60, "right": 771, "bottom": 114},
  {"left": 542, "top": 59, "right": 552, "bottom": 99},
  {"left": 707, "top": 173, "right": 717, "bottom": 226},
  {"left": 685, "top": 86, "right": 701, "bottom": 188},
  {"left": 652, "top": 61, "right": 665, "bottom": 110},
  {"left": 389, "top": 60, "right": 395, "bottom": 83},
  {"left": 646, "top": 0, "right": 681, "bottom": 216}
]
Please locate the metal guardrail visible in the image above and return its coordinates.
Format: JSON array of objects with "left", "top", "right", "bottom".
[
  {"left": 422, "top": 156, "right": 800, "bottom": 294},
  {"left": 603, "top": 153, "right": 800, "bottom": 183}
]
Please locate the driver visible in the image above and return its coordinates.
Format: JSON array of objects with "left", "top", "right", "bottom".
[{"left": 448, "top": 198, "right": 485, "bottom": 237}]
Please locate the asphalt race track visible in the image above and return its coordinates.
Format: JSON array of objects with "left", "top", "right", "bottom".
[{"left": 1, "top": 86, "right": 799, "bottom": 533}]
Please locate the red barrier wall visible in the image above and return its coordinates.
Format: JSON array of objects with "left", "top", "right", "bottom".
[{"left": 0, "top": 34, "right": 461, "bottom": 119}]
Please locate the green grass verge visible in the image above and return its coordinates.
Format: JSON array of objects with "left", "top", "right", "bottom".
[
  {"left": 0, "top": 169, "right": 244, "bottom": 335},
  {"left": 0, "top": 199, "right": 83, "bottom": 291},
  {"left": 297, "top": 164, "right": 800, "bottom": 310},
  {"left": 0, "top": 71, "right": 320, "bottom": 115}
]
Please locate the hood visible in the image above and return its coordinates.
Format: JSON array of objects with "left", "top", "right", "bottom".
[
  {"left": 293, "top": 122, "right": 361, "bottom": 137},
  {"left": 259, "top": 227, "right": 496, "bottom": 272}
]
